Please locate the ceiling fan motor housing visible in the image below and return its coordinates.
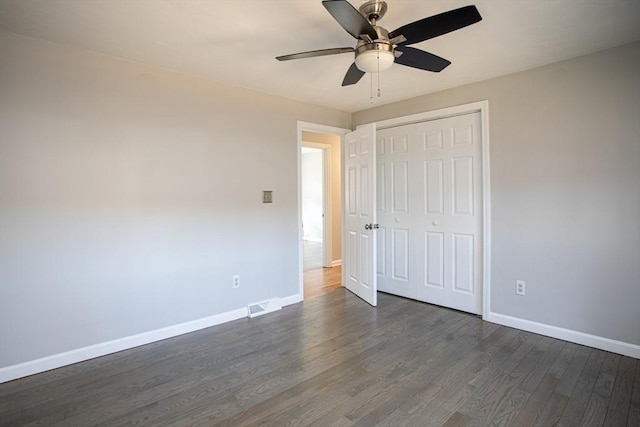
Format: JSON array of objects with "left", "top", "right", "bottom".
[
  {"left": 354, "top": 11, "right": 395, "bottom": 73},
  {"left": 354, "top": 33, "right": 394, "bottom": 72}
]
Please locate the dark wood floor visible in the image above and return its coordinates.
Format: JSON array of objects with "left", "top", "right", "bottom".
[{"left": 1, "top": 290, "right": 638, "bottom": 426}]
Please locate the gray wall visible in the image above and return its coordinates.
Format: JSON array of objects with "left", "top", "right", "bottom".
[
  {"left": 354, "top": 42, "right": 640, "bottom": 346},
  {"left": 0, "top": 31, "right": 350, "bottom": 368}
]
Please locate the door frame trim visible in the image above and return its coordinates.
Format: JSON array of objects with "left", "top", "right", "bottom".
[
  {"left": 297, "top": 121, "right": 350, "bottom": 300},
  {"left": 370, "top": 100, "right": 491, "bottom": 319}
]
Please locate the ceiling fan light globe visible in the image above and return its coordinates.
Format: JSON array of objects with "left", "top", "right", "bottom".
[{"left": 355, "top": 49, "right": 394, "bottom": 73}]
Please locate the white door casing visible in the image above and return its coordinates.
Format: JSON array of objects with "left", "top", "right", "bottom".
[
  {"left": 343, "top": 124, "right": 377, "bottom": 306},
  {"left": 377, "top": 112, "right": 482, "bottom": 314}
]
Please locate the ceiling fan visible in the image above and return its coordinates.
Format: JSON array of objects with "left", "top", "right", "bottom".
[{"left": 276, "top": 0, "right": 482, "bottom": 86}]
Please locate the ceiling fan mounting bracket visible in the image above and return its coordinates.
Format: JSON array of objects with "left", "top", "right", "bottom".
[{"left": 359, "top": 0, "right": 388, "bottom": 23}]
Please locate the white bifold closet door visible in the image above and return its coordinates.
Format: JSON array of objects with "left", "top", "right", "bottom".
[{"left": 376, "top": 112, "right": 482, "bottom": 314}]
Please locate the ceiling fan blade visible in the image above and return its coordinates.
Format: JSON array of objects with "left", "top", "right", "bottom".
[
  {"left": 276, "top": 47, "right": 354, "bottom": 61},
  {"left": 395, "top": 47, "right": 451, "bottom": 72},
  {"left": 322, "top": 0, "right": 378, "bottom": 40},
  {"left": 389, "top": 5, "right": 482, "bottom": 46},
  {"left": 342, "top": 62, "right": 365, "bottom": 86}
]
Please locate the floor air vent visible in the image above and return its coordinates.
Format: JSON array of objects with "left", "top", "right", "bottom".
[{"left": 247, "top": 298, "right": 282, "bottom": 318}]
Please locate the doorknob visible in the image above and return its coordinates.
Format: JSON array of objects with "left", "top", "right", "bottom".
[{"left": 365, "top": 224, "right": 371, "bottom": 230}]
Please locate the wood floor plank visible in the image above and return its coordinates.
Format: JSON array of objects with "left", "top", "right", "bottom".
[
  {"left": 519, "top": 337, "right": 566, "bottom": 393},
  {"left": 2, "top": 302, "right": 319, "bottom": 420},
  {"left": 382, "top": 327, "right": 524, "bottom": 426},
  {"left": 358, "top": 382, "right": 443, "bottom": 427},
  {"left": 51, "top": 296, "right": 384, "bottom": 426},
  {"left": 9, "top": 293, "right": 374, "bottom": 425},
  {"left": 511, "top": 374, "right": 560, "bottom": 425},
  {"left": 463, "top": 336, "right": 560, "bottom": 427},
  {"left": 558, "top": 348, "right": 607, "bottom": 426},
  {"left": 627, "top": 359, "right": 640, "bottom": 427},
  {"left": 397, "top": 328, "right": 525, "bottom": 426},
  {"left": 1, "top": 290, "right": 637, "bottom": 427},
  {"left": 581, "top": 352, "right": 621, "bottom": 426},
  {"left": 533, "top": 392, "right": 569, "bottom": 427},
  {"left": 472, "top": 388, "right": 530, "bottom": 427},
  {"left": 546, "top": 341, "right": 578, "bottom": 379},
  {"left": 457, "top": 333, "right": 545, "bottom": 422},
  {"left": 108, "top": 323, "right": 394, "bottom": 421},
  {"left": 555, "top": 345, "right": 593, "bottom": 397},
  {"left": 465, "top": 330, "right": 540, "bottom": 391},
  {"left": 603, "top": 356, "right": 636, "bottom": 427},
  {"left": 118, "top": 295, "right": 435, "bottom": 426},
  {"left": 218, "top": 307, "right": 467, "bottom": 426},
  {"left": 345, "top": 317, "right": 483, "bottom": 426},
  {"left": 441, "top": 411, "right": 471, "bottom": 427}
]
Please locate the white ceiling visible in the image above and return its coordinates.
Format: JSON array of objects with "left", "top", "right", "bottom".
[{"left": 1, "top": 0, "right": 638, "bottom": 112}]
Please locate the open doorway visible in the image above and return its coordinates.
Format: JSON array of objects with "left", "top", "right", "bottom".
[
  {"left": 301, "top": 140, "right": 341, "bottom": 299},
  {"left": 297, "top": 122, "right": 349, "bottom": 299},
  {"left": 301, "top": 145, "right": 325, "bottom": 270}
]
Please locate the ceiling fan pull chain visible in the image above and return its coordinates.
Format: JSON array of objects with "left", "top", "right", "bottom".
[
  {"left": 370, "top": 72, "right": 374, "bottom": 104},
  {"left": 377, "top": 52, "right": 381, "bottom": 98}
]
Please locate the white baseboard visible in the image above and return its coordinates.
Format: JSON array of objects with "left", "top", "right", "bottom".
[
  {"left": 1, "top": 294, "right": 304, "bottom": 384},
  {"left": 280, "top": 293, "right": 303, "bottom": 307},
  {"left": 485, "top": 311, "right": 640, "bottom": 359},
  {"left": 331, "top": 259, "right": 342, "bottom": 267}
]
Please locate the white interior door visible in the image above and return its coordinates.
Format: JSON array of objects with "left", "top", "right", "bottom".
[
  {"left": 343, "top": 124, "right": 377, "bottom": 306},
  {"left": 377, "top": 112, "right": 482, "bottom": 314}
]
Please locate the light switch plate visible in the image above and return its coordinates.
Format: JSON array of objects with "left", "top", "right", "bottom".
[{"left": 262, "top": 190, "right": 273, "bottom": 203}]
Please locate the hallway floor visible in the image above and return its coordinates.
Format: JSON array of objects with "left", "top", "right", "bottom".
[{"left": 303, "top": 240, "right": 341, "bottom": 298}]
